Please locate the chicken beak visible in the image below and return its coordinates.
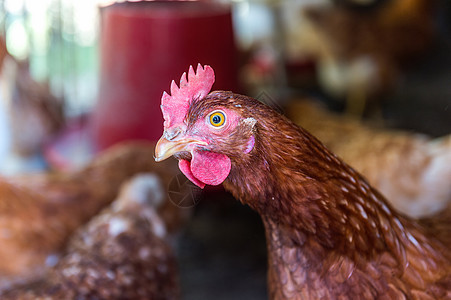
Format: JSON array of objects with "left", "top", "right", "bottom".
[{"left": 154, "top": 135, "right": 207, "bottom": 162}]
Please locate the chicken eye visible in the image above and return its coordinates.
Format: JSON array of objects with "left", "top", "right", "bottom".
[{"left": 208, "top": 111, "right": 226, "bottom": 128}]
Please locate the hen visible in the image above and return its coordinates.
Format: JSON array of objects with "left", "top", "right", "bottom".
[
  {"left": 1, "top": 173, "right": 179, "bottom": 299},
  {"left": 286, "top": 100, "right": 451, "bottom": 218},
  {"left": 0, "top": 141, "right": 181, "bottom": 288},
  {"left": 155, "top": 65, "right": 451, "bottom": 299},
  {"left": 0, "top": 37, "right": 64, "bottom": 173},
  {"left": 297, "top": 0, "right": 437, "bottom": 116}
]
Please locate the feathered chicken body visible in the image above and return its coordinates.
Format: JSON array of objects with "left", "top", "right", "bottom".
[
  {"left": 297, "top": 0, "right": 437, "bottom": 116},
  {"left": 286, "top": 100, "right": 451, "bottom": 218},
  {"left": 0, "top": 142, "right": 181, "bottom": 288},
  {"left": 0, "top": 37, "right": 64, "bottom": 167},
  {"left": 155, "top": 65, "right": 451, "bottom": 299},
  {"left": 1, "top": 174, "right": 179, "bottom": 299}
]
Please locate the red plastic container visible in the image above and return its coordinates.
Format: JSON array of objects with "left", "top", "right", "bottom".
[{"left": 92, "top": 1, "right": 238, "bottom": 150}]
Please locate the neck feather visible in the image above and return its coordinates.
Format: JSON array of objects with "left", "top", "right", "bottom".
[{"left": 223, "top": 113, "right": 442, "bottom": 259}]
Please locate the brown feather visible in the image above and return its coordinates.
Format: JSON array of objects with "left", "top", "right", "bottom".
[
  {"left": 0, "top": 174, "right": 179, "bottom": 299},
  {"left": 0, "top": 142, "right": 183, "bottom": 288},
  {"left": 286, "top": 99, "right": 451, "bottom": 219}
]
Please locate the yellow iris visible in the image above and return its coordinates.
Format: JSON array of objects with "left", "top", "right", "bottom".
[{"left": 209, "top": 111, "right": 226, "bottom": 127}]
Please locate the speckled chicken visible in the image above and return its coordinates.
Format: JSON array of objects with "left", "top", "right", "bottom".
[
  {"left": 155, "top": 65, "right": 450, "bottom": 299},
  {"left": 0, "top": 142, "right": 181, "bottom": 288},
  {"left": 1, "top": 173, "right": 180, "bottom": 299},
  {"left": 286, "top": 99, "right": 451, "bottom": 218}
]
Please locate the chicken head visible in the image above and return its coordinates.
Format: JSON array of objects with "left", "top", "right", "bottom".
[{"left": 155, "top": 64, "right": 256, "bottom": 188}]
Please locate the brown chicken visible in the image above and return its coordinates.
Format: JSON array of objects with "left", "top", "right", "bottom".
[
  {"left": 298, "top": 0, "right": 437, "bottom": 115},
  {"left": 0, "top": 141, "right": 181, "bottom": 288},
  {"left": 286, "top": 99, "right": 451, "bottom": 218},
  {"left": 0, "top": 37, "right": 64, "bottom": 162},
  {"left": 155, "top": 65, "right": 450, "bottom": 299},
  {"left": 1, "top": 173, "right": 180, "bottom": 299}
]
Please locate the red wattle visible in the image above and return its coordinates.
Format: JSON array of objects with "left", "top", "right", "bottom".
[
  {"left": 191, "top": 150, "right": 231, "bottom": 186},
  {"left": 179, "top": 160, "right": 206, "bottom": 189},
  {"left": 178, "top": 151, "right": 231, "bottom": 188}
]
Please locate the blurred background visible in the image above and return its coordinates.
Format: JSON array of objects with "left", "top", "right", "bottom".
[{"left": 0, "top": 0, "right": 450, "bottom": 298}]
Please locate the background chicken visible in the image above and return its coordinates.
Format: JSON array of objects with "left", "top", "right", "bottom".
[
  {"left": 286, "top": 99, "right": 451, "bottom": 218},
  {"left": 155, "top": 65, "right": 450, "bottom": 299},
  {"left": 1, "top": 173, "right": 180, "bottom": 299},
  {"left": 0, "top": 141, "right": 182, "bottom": 288},
  {"left": 0, "top": 37, "right": 65, "bottom": 174},
  {"left": 296, "top": 0, "right": 438, "bottom": 116}
]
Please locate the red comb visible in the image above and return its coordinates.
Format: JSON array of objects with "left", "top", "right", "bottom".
[{"left": 161, "top": 64, "right": 215, "bottom": 129}]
